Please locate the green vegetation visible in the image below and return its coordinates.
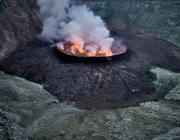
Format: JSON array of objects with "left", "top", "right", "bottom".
[{"left": 0, "top": 0, "right": 9, "bottom": 11}]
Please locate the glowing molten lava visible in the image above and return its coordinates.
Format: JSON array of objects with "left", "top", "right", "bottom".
[
  {"left": 75, "top": 43, "right": 84, "bottom": 54},
  {"left": 97, "top": 50, "right": 112, "bottom": 57},
  {"left": 57, "top": 41, "right": 127, "bottom": 57}
]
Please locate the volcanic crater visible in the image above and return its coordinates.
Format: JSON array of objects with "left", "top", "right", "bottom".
[{"left": 1, "top": 30, "right": 180, "bottom": 110}]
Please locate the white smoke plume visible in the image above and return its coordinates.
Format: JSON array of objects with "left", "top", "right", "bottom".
[{"left": 37, "top": 0, "right": 114, "bottom": 55}]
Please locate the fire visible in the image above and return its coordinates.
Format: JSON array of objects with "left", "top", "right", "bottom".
[
  {"left": 57, "top": 43, "right": 64, "bottom": 51},
  {"left": 98, "top": 49, "right": 113, "bottom": 57},
  {"left": 61, "top": 46, "right": 64, "bottom": 51},
  {"left": 98, "top": 50, "right": 105, "bottom": 55},
  {"left": 87, "top": 53, "right": 95, "bottom": 57},
  {"left": 57, "top": 41, "right": 127, "bottom": 58},
  {"left": 74, "top": 43, "right": 84, "bottom": 53},
  {"left": 106, "top": 50, "right": 113, "bottom": 57}
]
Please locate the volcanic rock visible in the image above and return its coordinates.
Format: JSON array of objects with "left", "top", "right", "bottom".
[
  {"left": 0, "top": 68, "right": 180, "bottom": 139},
  {"left": 1, "top": 30, "right": 180, "bottom": 109},
  {"left": 0, "top": 0, "right": 42, "bottom": 61}
]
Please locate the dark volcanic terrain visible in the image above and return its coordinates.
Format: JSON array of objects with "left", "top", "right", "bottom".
[{"left": 1, "top": 30, "right": 180, "bottom": 109}]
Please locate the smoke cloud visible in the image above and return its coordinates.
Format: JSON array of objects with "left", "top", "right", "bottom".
[{"left": 37, "top": 0, "right": 114, "bottom": 55}]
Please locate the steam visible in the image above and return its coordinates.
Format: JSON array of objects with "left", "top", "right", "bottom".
[{"left": 37, "top": 0, "right": 114, "bottom": 55}]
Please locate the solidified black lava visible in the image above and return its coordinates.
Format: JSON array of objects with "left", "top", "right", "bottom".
[{"left": 1, "top": 30, "right": 180, "bottom": 110}]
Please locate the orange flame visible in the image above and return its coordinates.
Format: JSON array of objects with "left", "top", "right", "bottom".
[
  {"left": 74, "top": 43, "right": 79, "bottom": 49},
  {"left": 87, "top": 53, "right": 95, "bottom": 57},
  {"left": 98, "top": 50, "right": 105, "bottom": 55},
  {"left": 58, "top": 42, "right": 116, "bottom": 57},
  {"left": 106, "top": 50, "right": 113, "bottom": 57},
  {"left": 61, "top": 46, "right": 64, "bottom": 51},
  {"left": 74, "top": 43, "right": 84, "bottom": 53},
  {"left": 97, "top": 49, "right": 113, "bottom": 57}
]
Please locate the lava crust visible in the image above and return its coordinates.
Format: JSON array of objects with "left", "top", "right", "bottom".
[{"left": 1, "top": 30, "right": 180, "bottom": 110}]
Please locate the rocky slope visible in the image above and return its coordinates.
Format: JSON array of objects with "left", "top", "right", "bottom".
[
  {"left": 0, "top": 0, "right": 42, "bottom": 61},
  {"left": 0, "top": 67, "right": 180, "bottom": 140},
  {"left": 85, "top": 0, "right": 180, "bottom": 47}
]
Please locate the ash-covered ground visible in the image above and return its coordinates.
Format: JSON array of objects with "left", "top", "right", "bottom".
[{"left": 1, "top": 29, "right": 180, "bottom": 109}]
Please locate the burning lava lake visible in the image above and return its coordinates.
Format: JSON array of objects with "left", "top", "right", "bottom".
[{"left": 1, "top": 29, "right": 180, "bottom": 110}]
